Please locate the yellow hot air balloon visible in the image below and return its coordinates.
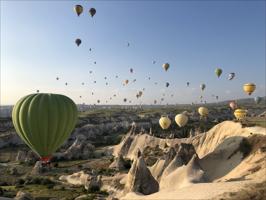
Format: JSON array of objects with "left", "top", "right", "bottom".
[
  {"left": 74, "top": 5, "right": 83, "bottom": 16},
  {"left": 243, "top": 83, "right": 256, "bottom": 95},
  {"left": 198, "top": 107, "right": 208, "bottom": 117},
  {"left": 234, "top": 109, "right": 247, "bottom": 120},
  {"left": 159, "top": 116, "right": 171, "bottom": 130},
  {"left": 175, "top": 114, "right": 188, "bottom": 127}
]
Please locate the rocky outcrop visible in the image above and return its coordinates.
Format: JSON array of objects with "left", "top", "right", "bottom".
[
  {"left": 160, "top": 154, "right": 207, "bottom": 190},
  {"left": 59, "top": 171, "right": 102, "bottom": 191},
  {"left": 16, "top": 150, "right": 38, "bottom": 164},
  {"left": 0, "top": 132, "right": 24, "bottom": 148},
  {"left": 149, "top": 147, "right": 176, "bottom": 180},
  {"left": 31, "top": 161, "right": 50, "bottom": 175},
  {"left": 54, "top": 135, "right": 95, "bottom": 160},
  {"left": 14, "top": 191, "right": 33, "bottom": 200},
  {"left": 124, "top": 152, "right": 159, "bottom": 195},
  {"left": 109, "top": 154, "right": 127, "bottom": 171},
  {"left": 162, "top": 143, "right": 196, "bottom": 177},
  {"left": 85, "top": 175, "right": 102, "bottom": 191},
  {"left": 59, "top": 171, "right": 90, "bottom": 186}
]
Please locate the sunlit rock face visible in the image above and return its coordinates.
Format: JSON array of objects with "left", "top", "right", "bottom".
[{"left": 124, "top": 152, "right": 159, "bottom": 195}]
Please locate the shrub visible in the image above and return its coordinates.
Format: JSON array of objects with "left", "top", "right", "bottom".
[
  {"left": 123, "top": 159, "right": 132, "bottom": 169},
  {"left": 87, "top": 185, "right": 100, "bottom": 193}
]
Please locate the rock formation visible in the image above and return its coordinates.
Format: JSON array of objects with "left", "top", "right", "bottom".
[
  {"left": 160, "top": 154, "right": 207, "bottom": 190},
  {"left": 124, "top": 152, "right": 159, "bottom": 195},
  {"left": 14, "top": 191, "right": 33, "bottom": 200},
  {"left": 54, "top": 135, "right": 95, "bottom": 160},
  {"left": 16, "top": 150, "right": 38, "bottom": 164},
  {"left": 109, "top": 154, "right": 127, "bottom": 171}
]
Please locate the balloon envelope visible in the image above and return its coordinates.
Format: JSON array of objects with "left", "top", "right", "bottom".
[
  {"left": 198, "top": 107, "right": 208, "bottom": 117},
  {"left": 215, "top": 68, "right": 222, "bottom": 78},
  {"left": 89, "top": 8, "right": 96, "bottom": 17},
  {"left": 159, "top": 116, "right": 171, "bottom": 129},
  {"left": 228, "top": 73, "right": 235, "bottom": 80},
  {"left": 200, "top": 84, "right": 206, "bottom": 91},
  {"left": 74, "top": 5, "right": 83, "bottom": 16},
  {"left": 12, "top": 93, "right": 77, "bottom": 159},
  {"left": 162, "top": 63, "right": 170, "bottom": 71},
  {"left": 175, "top": 114, "right": 188, "bottom": 127},
  {"left": 243, "top": 83, "right": 256, "bottom": 95},
  {"left": 229, "top": 101, "right": 237, "bottom": 110},
  {"left": 234, "top": 109, "right": 247, "bottom": 120},
  {"left": 75, "top": 39, "right": 81, "bottom": 46},
  {"left": 254, "top": 96, "right": 262, "bottom": 104}
]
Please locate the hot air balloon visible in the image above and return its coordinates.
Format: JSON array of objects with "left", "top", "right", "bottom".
[
  {"left": 215, "top": 68, "right": 222, "bottom": 78},
  {"left": 200, "top": 84, "right": 206, "bottom": 91},
  {"left": 89, "top": 8, "right": 96, "bottom": 17},
  {"left": 148, "top": 77, "right": 151, "bottom": 80},
  {"left": 234, "top": 109, "right": 247, "bottom": 120},
  {"left": 94, "top": 61, "right": 96, "bottom": 64},
  {"left": 198, "top": 107, "right": 208, "bottom": 117},
  {"left": 162, "top": 63, "right": 170, "bottom": 71},
  {"left": 229, "top": 101, "right": 237, "bottom": 110},
  {"left": 89, "top": 48, "right": 92, "bottom": 51},
  {"left": 166, "top": 82, "right": 170, "bottom": 87},
  {"left": 124, "top": 79, "right": 129, "bottom": 85},
  {"left": 254, "top": 96, "right": 262, "bottom": 104},
  {"left": 79, "top": 96, "right": 82, "bottom": 98},
  {"left": 56, "top": 77, "right": 59, "bottom": 80},
  {"left": 65, "top": 82, "right": 68, "bottom": 86},
  {"left": 97, "top": 100, "right": 100, "bottom": 103},
  {"left": 12, "top": 93, "right": 77, "bottom": 162},
  {"left": 123, "top": 98, "right": 127, "bottom": 102},
  {"left": 159, "top": 116, "right": 171, "bottom": 130},
  {"left": 228, "top": 73, "right": 235, "bottom": 80},
  {"left": 74, "top": 5, "right": 83, "bottom": 16},
  {"left": 243, "top": 83, "right": 256, "bottom": 95},
  {"left": 75, "top": 39, "right": 82, "bottom": 46},
  {"left": 175, "top": 114, "right": 188, "bottom": 127},
  {"left": 187, "top": 82, "right": 190, "bottom": 87},
  {"left": 36, "top": 90, "right": 39, "bottom": 93},
  {"left": 130, "top": 68, "right": 133, "bottom": 73}
]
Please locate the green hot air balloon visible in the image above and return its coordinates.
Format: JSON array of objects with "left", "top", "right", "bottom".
[
  {"left": 215, "top": 68, "right": 222, "bottom": 78},
  {"left": 12, "top": 93, "right": 77, "bottom": 162}
]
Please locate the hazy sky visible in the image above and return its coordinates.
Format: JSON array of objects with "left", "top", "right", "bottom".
[{"left": 1, "top": 0, "right": 265, "bottom": 105}]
